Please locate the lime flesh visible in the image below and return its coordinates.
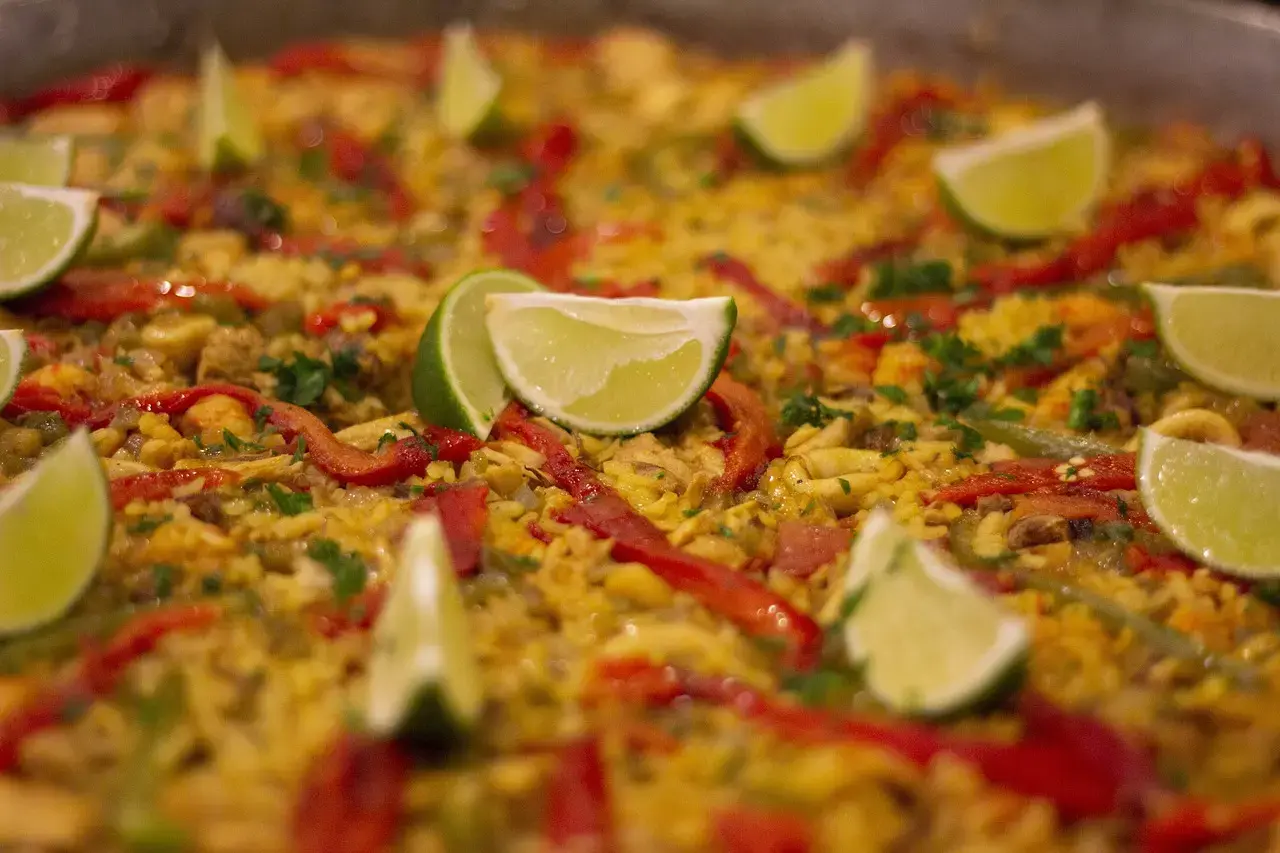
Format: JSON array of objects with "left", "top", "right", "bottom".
[
  {"left": 1145, "top": 283, "right": 1280, "bottom": 400},
  {"left": 437, "top": 23, "right": 502, "bottom": 141},
  {"left": 198, "top": 42, "right": 264, "bottom": 172},
  {"left": 840, "top": 509, "right": 1028, "bottom": 716},
  {"left": 0, "top": 330, "right": 27, "bottom": 407},
  {"left": 933, "top": 101, "right": 1109, "bottom": 239},
  {"left": 735, "top": 41, "right": 874, "bottom": 167},
  {"left": 1139, "top": 430, "right": 1280, "bottom": 579},
  {"left": 0, "top": 135, "right": 73, "bottom": 186},
  {"left": 0, "top": 183, "right": 99, "bottom": 300},
  {"left": 484, "top": 293, "right": 736, "bottom": 435},
  {"left": 365, "top": 515, "right": 483, "bottom": 745},
  {"left": 0, "top": 430, "right": 110, "bottom": 634},
  {"left": 412, "top": 269, "right": 543, "bottom": 439}
]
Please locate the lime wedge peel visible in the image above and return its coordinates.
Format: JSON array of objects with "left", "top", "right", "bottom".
[
  {"left": 0, "top": 330, "right": 27, "bottom": 408},
  {"left": 0, "top": 135, "right": 74, "bottom": 186},
  {"left": 484, "top": 292, "right": 737, "bottom": 436},
  {"left": 365, "top": 515, "right": 484, "bottom": 744},
  {"left": 0, "top": 183, "right": 99, "bottom": 300},
  {"left": 933, "top": 101, "right": 1110, "bottom": 240},
  {"left": 438, "top": 23, "right": 502, "bottom": 141},
  {"left": 1138, "top": 429, "right": 1280, "bottom": 579},
  {"left": 735, "top": 40, "right": 874, "bottom": 167},
  {"left": 413, "top": 269, "right": 544, "bottom": 440},
  {"left": 1145, "top": 283, "right": 1280, "bottom": 400},
  {"left": 197, "top": 41, "right": 264, "bottom": 172},
  {"left": 0, "top": 429, "right": 110, "bottom": 635},
  {"left": 840, "top": 508, "right": 1029, "bottom": 716}
]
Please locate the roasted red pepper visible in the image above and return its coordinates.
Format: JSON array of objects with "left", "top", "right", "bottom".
[
  {"left": 311, "top": 584, "right": 388, "bottom": 638},
  {"left": 1139, "top": 795, "right": 1280, "bottom": 853},
  {"left": 542, "top": 736, "right": 616, "bottom": 853},
  {"left": 110, "top": 468, "right": 241, "bottom": 510},
  {"left": 300, "top": 123, "right": 416, "bottom": 221},
  {"left": 1011, "top": 490, "right": 1147, "bottom": 525},
  {"left": 847, "top": 83, "right": 960, "bottom": 186},
  {"left": 971, "top": 138, "right": 1280, "bottom": 294},
  {"left": 494, "top": 404, "right": 822, "bottom": 670},
  {"left": 812, "top": 234, "right": 922, "bottom": 289},
  {"left": 411, "top": 482, "right": 490, "bottom": 576},
  {"left": 303, "top": 301, "right": 400, "bottom": 337},
  {"left": 858, "top": 293, "right": 965, "bottom": 333},
  {"left": 22, "top": 332, "right": 58, "bottom": 361},
  {"left": 770, "top": 522, "right": 853, "bottom": 578},
  {"left": 567, "top": 278, "right": 662, "bottom": 299},
  {"left": 712, "top": 806, "right": 812, "bottom": 853},
  {"left": 0, "top": 604, "right": 220, "bottom": 772},
  {"left": 702, "top": 253, "right": 828, "bottom": 335},
  {"left": 589, "top": 659, "right": 1158, "bottom": 820},
  {"left": 929, "top": 454, "right": 1136, "bottom": 507},
  {"left": 704, "top": 374, "right": 780, "bottom": 493},
  {"left": 15, "top": 270, "right": 270, "bottom": 323},
  {"left": 1125, "top": 545, "right": 1199, "bottom": 577},
  {"left": 83, "top": 383, "right": 483, "bottom": 486},
  {"left": 261, "top": 233, "right": 432, "bottom": 279},
  {"left": 270, "top": 39, "right": 439, "bottom": 83},
  {"left": 521, "top": 121, "right": 580, "bottom": 180},
  {"left": 1240, "top": 410, "right": 1280, "bottom": 456},
  {"left": 294, "top": 730, "right": 409, "bottom": 853},
  {"left": 2, "top": 377, "right": 94, "bottom": 426},
  {"left": 1, "top": 64, "right": 154, "bottom": 125}
]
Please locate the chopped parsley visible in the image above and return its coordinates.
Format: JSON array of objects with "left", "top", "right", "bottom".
[
  {"left": 487, "top": 161, "right": 536, "bottom": 196},
  {"left": 997, "top": 325, "right": 1065, "bottom": 368},
  {"left": 253, "top": 405, "right": 274, "bottom": 432},
  {"left": 1093, "top": 521, "right": 1135, "bottom": 544},
  {"left": 718, "top": 525, "right": 735, "bottom": 538},
  {"left": 266, "top": 483, "right": 314, "bottom": 516},
  {"left": 307, "top": 539, "right": 368, "bottom": 603},
  {"left": 292, "top": 436, "right": 308, "bottom": 464},
  {"left": 222, "top": 429, "right": 264, "bottom": 453},
  {"left": 297, "top": 147, "right": 327, "bottom": 181},
  {"left": 780, "top": 391, "right": 851, "bottom": 429},
  {"left": 1011, "top": 387, "right": 1040, "bottom": 404},
  {"left": 1067, "top": 388, "right": 1121, "bottom": 432},
  {"left": 1125, "top": 338, "right": 1160, "bottom": 359},
  {"left": 200, "top": 573, "right": 224, "bottom": 595},
  {"left": 883, "top": 419, "right": 918, "bottom": 441},
  {"left": 376, "top": 431, "right": 398, "bottom": 452},
  {"left": 829, "top": 313, "right": 879, "bottom": 337},
  {"left": 258, "top": 352, "right": 333, "bottom": 407},
  {"left": 867, "top": 259, "right": 952, "bottom": 300},
  {"left": 113, "top": 353, "right": 135, "bottom": 367},
  {"left": 128, "top": 514, "right": 172, "bottom": 535},
  {"left": 151, "top": 564, "right": 176, "bottom": 599},
  {"left": 804, "top": 283, "right": 846, "bottom": 303},
  {"left": 838, "top": 478, "right": 851, "bottom": 495},
  {"left": 874, "top": 385, "right": 908, "bottom": 405},
  {"left": 920, "top": 332, "right": 987, "bottom": 415},
  {"left": 682, "top": 508, "right": 702, "bottom": 518},
  {"left": 935, "top": 416, "right": 985, "bottom": 457}
]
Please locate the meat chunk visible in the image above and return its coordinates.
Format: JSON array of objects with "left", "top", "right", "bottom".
[
  {"left": 196, "top": 324, "right": 266, "bottom": 385},
  {"left": 1006, "top": 514, "right": 1070, "bottom": 550}
]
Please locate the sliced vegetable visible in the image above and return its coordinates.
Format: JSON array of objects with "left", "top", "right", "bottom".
[
  {"left": 930, "top": 453, "right": 1135, "bottom": 506},
  {"left": 704, "top": 373, "right": 779, "bottom": 493},
  {"left": 410, "top": 482, "right": 490, "bottom": 577},
  {"left": 702, "top": 253, "right": 827, "bottom": 334},
  {"left": 0, "top": 65, "right": 154, "bottom": 124},
  {"left": 110, "top": 468, "right": 241, "bottom": 511},
  {"left": 293, "top": 730, "right": 409, "bottom": 853},
  {"left": 542, "top": 736, "right": 616, "bottom": 853},
  {"left": 965, "top": 419, "right": 1117, "bottom": 460}
]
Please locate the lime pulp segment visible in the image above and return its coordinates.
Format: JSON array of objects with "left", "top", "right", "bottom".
[
  {"left": 484, "top": 293, "right": 737, "bottom": 435},
  {"left": 933, "top": 101, "right": 1109, "bottom": 239},
  {"left": 412, "top": 269, "right": 544, "bottom": 439},
  {"left": 365, "top": 515, "right": 484, "bottom": 744},
  {"left": 0, "top": 183, "right": 99, "bottom": 300},
  {"left": 0, "top": 429, "right": 110, "bottom": 634},
  {"left": 1145, "top": 283, "right": 1280, "bottom": 400},
  {"left": 0, "top": 135, "right": 74, "bottom": 185},
  {"left": 1138, "top": 430, "right": 1280, "bottom": 579},
  {"left": 735, "top": 40, "right": 874, "bottom": 166},
  {"left": 0, "top": 329, "right": 27, "bottom": 407},
  {"left": 198, "top": 42, "right": 264, "bottom": 171},
  {"left": 438, "top": 23, "right": 502, "bottom": 140}
]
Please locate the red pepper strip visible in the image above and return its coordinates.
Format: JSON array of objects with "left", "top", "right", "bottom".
[
  {"left": 136, "top": 180, "right": 219, "bottom": 230},
  {"left": 85, "top": 383, "right": 483, "bottom": 486},
  {"left": 110, "top": 468, "right": 241, "bottom": 510},
  {"left": 704, "top": 374, "right": 781, "bottom": 493},
  {"left": 847, "top": 84, "right": 959, "bottom": 186},
  {"left": 972, "top": 138, "right": 1280, "bottom": 294},
  {"left": 521, "top": 121, "right": 580, "bottom": 180},
  {"left": 1240, "top": 410, "right": 1280, "bottom": 456},
  {"left": 260, "top": 233, "right": 432, "bottom": 279},
  {"left": 813, "top": 234, "right": 922, "bottom": 289},
  {"left": 0, "top": 64, "right": 154, "bottom": 125},
  {"left": 1012, "top": 491, "right": 1127, "bottom": 523},
  {"left": 311, "top": 584, "right": 388, "bottom": 638},
  {"left": 1139, "top": 795, "right": 1280, "bottom": 853},
  {"left": 303, "top": 301, "right": 399, "bottom": 337},
  {"left": 494, "top": 404, "right": 823, "bottom": 670},
  {"left": 16, "top": 271, "right": 271, "bottom": 323},
  {"left": 712, "top": 806, "right": 812, "bottom": 853},
  {"left": 294, "top": 729, "right": 409, "bottom": 853},
  {"left": 568, "top": 278, "right": 662, "bottom": 299},
  {"left": 2, "top": 377, "right": 94, "bottom": 426},
  {"left": 702, "top": 253, "right": 828, "bottom": 335},
  {"left": 588, "top": 659, "right": 1157, "bottom": 820},
  {"left": 271, "top": 42, "right": 370, "bottom": 77},
  {"left": 929, "top": 453, "right": 1136, "bottom": 507},
  {"left": 410, "top": 482, "right": 490, "bottom": 576},
  {"left": 859, "top": 293, "right": 967, "bottom": 333},
  {"left": 1125, "top": 546, "right": 1200, "bottom": 577},
  {"left": 305, "top": 124, "right": 416, "bottom": 221},
  {"left": 713, "top": 130, "right": 749, "bottom": 183},
  {"left": 22, "top": 332, "right": 58, "bottom": 360},
  {"left": 542, "top": 735, "right": 616, "bottom": 853},
  {"left": 528, "top": 521, "right": 554, "bottom": 543},
  {"left": 0, "top": 604, "right": 220, "bottom": 772},
  {"left": 771, "top": 522, "right": 853, "bottom": 578}
]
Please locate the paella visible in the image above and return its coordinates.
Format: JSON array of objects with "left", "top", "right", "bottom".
[{"left": 1, "top": 24, "right": 1280, "bottom": 853}]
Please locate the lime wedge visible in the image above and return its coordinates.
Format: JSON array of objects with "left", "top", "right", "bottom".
[
  {"left": 0, "top": 135, "right": 73, "bottom": 186},
  {"left": 0, "top": 430, "right": 110, "bottom": 635},
  {"left": 839, "top": 508, "right": 1028, "bottom": 716},
  {"left": 933, "top": 101, "right": 1109, "bottom": 240},
  {"left": 197, "top": 42, "right": 264, "bottom": 172},
  {"left": 365, "top": 515, "right": 483, "bottom": 745},
  {"left": 485, "top": 293, "right": 737, "bottom": 435},
  {"left": 1144, "top": 283, "right": 1280, "bottom": 400},
  {"left": 413, "top": 269, "right": 544, "bottom": 439},
  {"left": 1138, "top": 430, "right": 1280, "bottom": 579},
  {"left": 437, "top": 23, "right": 502, "bottom": 141},
  {"left": 735, "top": 40, "right": 874, "bottom": 167},
  {"left": 0, "top": 183, "right": 99, "bottom": 300},
  {"left": 0, "top": 330, "right": 27, "bottom": 408}
]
